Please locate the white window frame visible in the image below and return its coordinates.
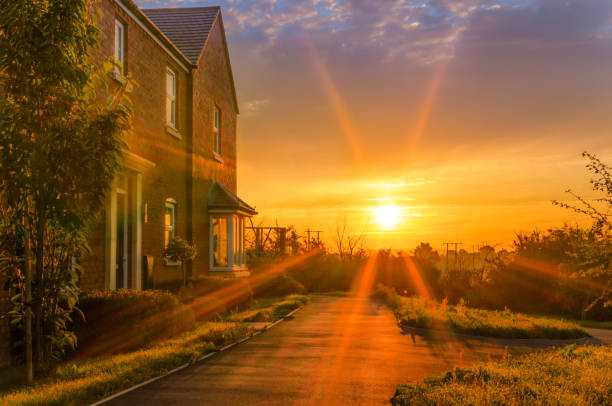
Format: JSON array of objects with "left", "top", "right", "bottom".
[
  {"left": 166, "top": 67, "right": 177, "bottom": 128},
  {"left": 114, "top": 19, "right": 125, "bottom": 75},
  {"left": 213, "top": 106, "right": 221, "bottom": 155},
  {"left": 209, "top": 214, "right": 246, "bottom": 271}
]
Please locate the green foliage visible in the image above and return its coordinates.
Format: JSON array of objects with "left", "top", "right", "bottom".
[
  {"left": 74, "top": 290, "right": 196, "bottom": 356},
  {"left": 391, "top": 345, "right": 612, "bottom": 406},
  {"left": 163, "top": 236, "right": 197, "bottom": 287},
  {"left": 375, "top": 285, "right": 588, "bottom": 339},
  {"left": 163, "top": 237, "right": 197, "bottom": 263},
  {"left": 0, "top": 0, "right": 132, "bottom": 370}
]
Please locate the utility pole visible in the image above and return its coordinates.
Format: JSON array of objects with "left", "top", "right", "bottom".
[{"left": 443, "top": 242, "right": 463, "bottom": 271}]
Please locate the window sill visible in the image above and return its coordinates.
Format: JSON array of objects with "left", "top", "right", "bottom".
[
  {"left": 164, "top": 258, "right": 182, "bottom": 267},
  {"left": 109, "top": 70, "right": 127, "bottom": 85},
  {"left": 165, "top": 125, "right": 182, "bottom": 140},
  {"left": 213, "top": 152, "right": 224, "bottom": 164}
]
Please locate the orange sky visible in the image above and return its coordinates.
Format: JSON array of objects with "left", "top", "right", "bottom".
[{"left": 140, "top": 0, "right": 612, "bottom": 250}]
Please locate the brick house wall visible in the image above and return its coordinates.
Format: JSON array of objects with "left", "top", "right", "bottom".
[
  {"left": 80, "top": 0, "right": 241, "bottom": 288},
  {"left": 190, "top": 19, "right": 239, "bottom": 277}
]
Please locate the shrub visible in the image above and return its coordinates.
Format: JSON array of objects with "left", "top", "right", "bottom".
[
  {"left": 250, "top": 272, "right": 306, "bottom": 298},
  {"left": 391, "top": 345, "right": 612, "bottom": 406},
  {"left": 377, "top": 285, "right": 588, "bottom": 339},
  {"left": 178, "top": 277, "right": 254, "bottom": 321},
  {"left": 73, "top": 290, "right": 195, "bottom": 357}
]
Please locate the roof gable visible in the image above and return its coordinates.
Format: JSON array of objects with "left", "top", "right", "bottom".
[
  {"left": 142, "top": 6, "right": 239, "bottom": 113},
  {"left": 142, "top": 7, "right": 219, "bottom": 65}
]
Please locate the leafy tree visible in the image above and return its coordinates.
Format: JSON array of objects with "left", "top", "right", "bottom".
[
  {"left": 553, "top": 153, "right": 612, "bottom": 317},
  {"left": 163, "top": 236, "right": 198, "bottom": 287},
  {"left": 0, "top": 0, "right": 132, "bottom": 376}
]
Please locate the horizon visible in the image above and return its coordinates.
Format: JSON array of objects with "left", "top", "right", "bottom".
[{"left": 136, "top": 0, "right": 612, "bottom": 249}]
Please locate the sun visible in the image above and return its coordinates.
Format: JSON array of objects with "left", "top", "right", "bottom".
[{"left": 374, "top": 205, "right": 400, "bottom": 228}]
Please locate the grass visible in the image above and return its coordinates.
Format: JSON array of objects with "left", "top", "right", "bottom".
[
  {"left": 578, "top": 320, "right": 612, "bottom": 330},
  {"left": 375, "top": 285, "right": 589, "bottom": 339},
  {"left": 0, "top": 294, "right": 309, "bottom": 406},
  {"left": 227, "top": 294, "right": 309, "bottom": 323},
  {"left": 391, "top": 344, "right": 612, "bottom": 405}
]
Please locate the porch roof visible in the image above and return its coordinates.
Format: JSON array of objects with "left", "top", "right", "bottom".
[{"left": 207, "top": 182, "right": 257, "bottom": 216}]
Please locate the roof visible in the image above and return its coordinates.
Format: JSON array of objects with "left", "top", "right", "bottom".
[
  {"left": 208, "top": 182, "right": 257, "bottom": 216},
  {"left": 142, "top": 7, "right": 219, "bottom": 65}
]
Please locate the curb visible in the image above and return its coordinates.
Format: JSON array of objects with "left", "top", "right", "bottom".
[{"left": 90, "top": 304, "right": 306, "bottom": 406}]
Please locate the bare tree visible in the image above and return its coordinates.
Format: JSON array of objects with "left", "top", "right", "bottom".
[{"left": 334, "top": 215, "right": 366, "bottom": 261}]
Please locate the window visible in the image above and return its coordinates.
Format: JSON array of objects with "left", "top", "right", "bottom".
[
  {"left": 212, "top": 216, "right": 228, "bottom": 267},
  {"left": 114, "top": 19, "right": 125, "bottom": 75},
  {"left": 164, "top": 199, "right": 176, "bottom": 248},
  {"left": 213, "top": 106, "right": 221, "bottom": 155},
  {"left": 211, "top": 215, "right": 246, "bottom": 270},
  {"left": 166, "top": 68, "right": 176, "bottom": 128}
]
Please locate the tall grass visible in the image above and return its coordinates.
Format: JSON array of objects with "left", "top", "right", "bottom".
[
  {"left": 374, "top": 285, "right": 589, "bottom": 339},
  {"left": 391, "top": 345, "right": 612, "bottom": 405}
]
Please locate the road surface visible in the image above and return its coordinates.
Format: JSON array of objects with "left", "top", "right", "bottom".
[{"left": 103, "top": 296, "right": 606, "bottom": 406}]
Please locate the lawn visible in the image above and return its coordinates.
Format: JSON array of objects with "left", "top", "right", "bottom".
[
  {"left": 375, "top": 285, "right": 589, "bottom": 339},
  {"left": 227, "top": 294, "right": 310, "bottom": 323},
  {"left": 0, "top": 294, "right": 309, "bottom": 406},
  {"left": 391, "top": 344, "right": 612, "bottom": 405}
]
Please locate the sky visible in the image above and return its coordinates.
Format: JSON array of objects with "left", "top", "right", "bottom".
[{"left": 136, "top": 0, "right": 612, "bottom": 250}]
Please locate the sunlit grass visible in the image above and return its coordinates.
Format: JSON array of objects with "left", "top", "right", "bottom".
[
  {"left": 578, "top": 320, "right": 612, "bottom": 330},
  {"left": 391, "top": 344, "right": 612, "bottom": 405},
  {"left": 227, "top": 294, "right": 309, "bottom": 322},
  {"left": 0, "top": 294, "right": 309, "bottom": 406},
  {"left": 375, "top": 285, "right": 588, "bottom": 339}
]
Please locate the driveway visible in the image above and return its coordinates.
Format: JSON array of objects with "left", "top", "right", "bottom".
[{"left": 102, "top": 296, "right": 608, "bottom": 406}]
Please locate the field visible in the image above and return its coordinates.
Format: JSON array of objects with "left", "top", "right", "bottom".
[
  {"left": 375, "top": 285, "right": 589, "bottom": 339},
  {"left": 391, "top": 344, "right": 612, "bottom": 405}
]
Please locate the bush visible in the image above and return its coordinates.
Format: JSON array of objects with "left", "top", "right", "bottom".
[
  {"left": 73, "top": 290, "right": 195, "bottom": 357},
  {"left": 391, "top": 345, "right": 612, "bottom": 405},
  {"left": 178, "top": 277, "right": 254, "bottom": 321},
  {"left": 376, "top": 284, "right": 588, "bottom": 339},
  {"left": 250, "top": 272, "right": 306, "bottom": 298}
]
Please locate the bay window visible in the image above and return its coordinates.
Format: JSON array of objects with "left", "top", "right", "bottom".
[{"left": 210, "top": 215, "right": 246, "bottom": 270}]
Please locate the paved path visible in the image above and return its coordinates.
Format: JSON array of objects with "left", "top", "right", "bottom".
[{"left": 103, "top": 296, "right": 608, "bottom": 406}]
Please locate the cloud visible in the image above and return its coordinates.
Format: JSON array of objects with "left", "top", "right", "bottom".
[{"left": 243, "top": 98, "right": 271, "bottom": 116}]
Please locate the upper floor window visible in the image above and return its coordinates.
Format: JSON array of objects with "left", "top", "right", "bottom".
[
  {"left": 214, "top": 106, "right": 221, "bottom": 155},
  {"left": 114, "top": 19, "right": 125, "bottom": 75},
  {"left": 164, "top": 199, "right": 176, "bottom": 248},
  {"left": 166, "top": 68, "right": 177, "bottom": 128}
]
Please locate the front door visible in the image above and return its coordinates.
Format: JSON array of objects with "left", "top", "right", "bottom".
[{"left": 115, "top": 177, "right": 129, "bottom": 289}]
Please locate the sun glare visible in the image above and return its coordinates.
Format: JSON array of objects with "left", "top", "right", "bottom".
[{"left": 374, "top": 205, "right": 400, "bottom": 228}]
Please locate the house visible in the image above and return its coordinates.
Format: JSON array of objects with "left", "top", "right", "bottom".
[
  {"left": 80, "top": 0, "right": 257, "bottom": 290},
  {"left": 0, "top": 0, "right": 255, "bottom": 366}
]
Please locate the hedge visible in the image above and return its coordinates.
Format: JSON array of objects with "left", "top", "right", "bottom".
[{"left": 71, "top": 290, "right": 195, "bottom": 359}]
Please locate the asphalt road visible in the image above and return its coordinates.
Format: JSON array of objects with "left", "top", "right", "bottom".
[{"left": 102, "top": 296, "right": 607, "bottom": 406}]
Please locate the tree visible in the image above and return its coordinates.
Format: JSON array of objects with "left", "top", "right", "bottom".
[
  {"left": 551, "top": 152, "right": 612, "bottom": 316},
  {"left": 334, "top": 215, "right": 366, "bottom": 261},
  {"left": 0, "top": 0, "right": 132, "bottom": 378},
  {"left": 163, "top": 237, "right": 198, "bottom": 287}
]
